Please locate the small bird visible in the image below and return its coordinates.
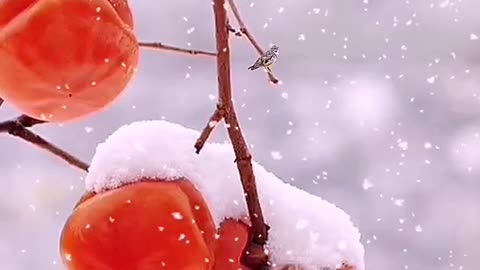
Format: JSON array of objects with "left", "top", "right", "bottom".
[{"left": 248, "top": 45, "right": 279, "bottom": 72}]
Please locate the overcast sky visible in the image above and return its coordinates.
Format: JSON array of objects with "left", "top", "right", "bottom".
[{"left": 1, "top": 0, "right": 479, "bottom": 269}]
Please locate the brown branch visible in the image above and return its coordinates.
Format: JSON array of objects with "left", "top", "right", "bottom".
[
  {"left": 194, "top": 105, "right": 225, "bottom": 154},
  {"left": 227, "top": 0, "right": 280, "bottom": 84},
  {"left": 212, "top": 1, "right": 269, "bottom": 269},
  {"left": 0, "top": 115, "right": 89, "bottom": 172},
  {"left": 139, "top": 42, "right": 217, "bottom": 56}
]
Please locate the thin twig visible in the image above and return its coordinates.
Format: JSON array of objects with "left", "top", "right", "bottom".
[
  {"left": 194, "top": 105, "right": 225, "bottom": 154},
  {"left": 227, "top": 0, "right": 280, "bottom": 84},
  {"left": 139, "top": 42, "right": 217, "bottom": 56},
  {"left": 0, "top": 115, "right": 89, "bottom": 172},
  {"left": 212, "top": 1, "right": 269, "bottom": 268}
]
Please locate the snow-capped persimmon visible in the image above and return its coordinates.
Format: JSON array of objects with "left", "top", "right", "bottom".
[
  {"left": 61, "top": 175, "right": 358, "bottom": 270},
  {"left": 0, "top": 0, "right": 138, "bottom": 122},
  {"left": 60, "top": 179, "right": 216, "bottom": 270}
]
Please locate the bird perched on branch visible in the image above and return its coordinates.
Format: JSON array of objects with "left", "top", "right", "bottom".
[{"left": 248, "top": 45, "right": 279, "bottom": 72}]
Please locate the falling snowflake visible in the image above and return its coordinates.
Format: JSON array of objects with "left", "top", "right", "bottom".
[
  {"left": 271, "top": 151, "right": 283, "bottom": 160},
  {"left": 362, "top": 178, "right": 374, "bottom": 190},
  {"left": 414, "top": 225, "right": 423, "bottom": 232}
]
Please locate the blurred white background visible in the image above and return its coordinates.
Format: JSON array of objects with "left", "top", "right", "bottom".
[{"left": 1, "top": 0, "right": 479, "bottom": 269}]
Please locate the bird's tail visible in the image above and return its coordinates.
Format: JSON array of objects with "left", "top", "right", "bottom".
[{"left": 248, "top": 64, "right": 259, "bottom": 71}]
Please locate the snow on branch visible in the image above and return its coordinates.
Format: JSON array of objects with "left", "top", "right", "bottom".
[{"left": 85, "top": 120, "right": 365, "bottom": 270}]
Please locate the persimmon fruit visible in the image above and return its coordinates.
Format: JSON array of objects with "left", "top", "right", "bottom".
[
  {"left": 60, "top": 179, "right": 216, "bottom": 270},
  {"left": 213, "top": 219, "right": 252, "bottom": 270},
  {"left": 0, "top": 0, "right": 138, "bottom": 122}
]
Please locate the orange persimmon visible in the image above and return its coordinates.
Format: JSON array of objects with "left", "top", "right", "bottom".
[
  {"left": 60, "top": 179, "right": 216, "bottom": 270},
  {"left": 213, "top": 219, "right": 252, "bottom": 270},
  {"left": 0, "top": 0, "right": 138, "bottom": 122}
]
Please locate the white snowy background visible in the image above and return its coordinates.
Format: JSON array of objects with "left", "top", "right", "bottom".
[{"left": 0, "top": 0, "right": 479, "bottom": 269}]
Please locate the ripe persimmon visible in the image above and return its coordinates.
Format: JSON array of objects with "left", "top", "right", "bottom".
[
  {"left": 213, "top": 218, "right": 252, "bottom": 270},
  {"left": 0, "top": 0, "right": 138, "bottom": 122},
  {"left": 60, "top": 179, "right": 216, "bottom": 270}
]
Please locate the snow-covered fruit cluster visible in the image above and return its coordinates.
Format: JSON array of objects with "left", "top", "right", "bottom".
[
  {"left": 1, "top": 0, "right": 365, "bottom": 268},
  {"left": 60, "top": 120, "right": 365, "bottom": 270},
  {"left": 0, "top": 0, "right": 138, "bottom": 122}
]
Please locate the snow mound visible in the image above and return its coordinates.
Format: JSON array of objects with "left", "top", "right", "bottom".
[{"left": 85, "top": 120, "right": 365, "bottom": 270}]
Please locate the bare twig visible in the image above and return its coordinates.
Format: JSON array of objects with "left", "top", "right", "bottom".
[
  {"left": 139, "top": 42, "right": 217, "bottom": 56},
  {"left": 194, "top": 105, "right": 225, "bottom": 154},
  {"left": 0, "top": 115, "right": 89, "bottom": 172},
  {"left": 227, "top": 0, "right": 280, "bottom": 84},
  {"left": 212, "top": 1, "right": 269, "bottom": 268}
]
